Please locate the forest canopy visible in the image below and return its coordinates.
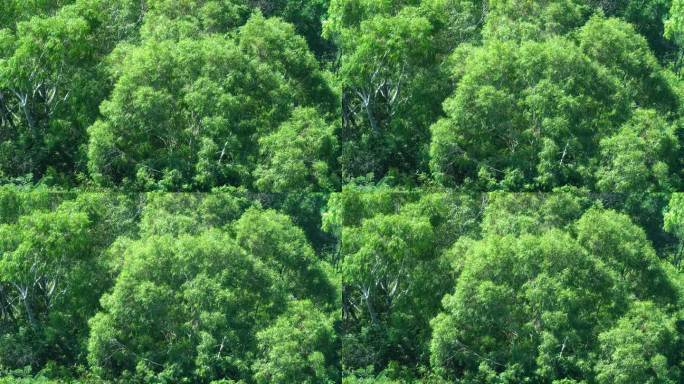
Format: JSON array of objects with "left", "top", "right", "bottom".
[{"left": 1, "top": 0, "right": 684, "bottom": 383}]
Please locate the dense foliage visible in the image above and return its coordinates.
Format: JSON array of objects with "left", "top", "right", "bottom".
[{"left": 2, "top": 0, "right": 684, "bottom": 383}]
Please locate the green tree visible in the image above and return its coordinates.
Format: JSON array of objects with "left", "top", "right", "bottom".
[
  {"left": 430, "top": 36, "right": 624, "bottom": 190},
  {"left": 253, "top": 300, "right": 339, "bottom": 384},
  {"left": 329, "top": 0, "right": 485, "bottom": 183},
  {"left": 578, "top": 16, "right": 678, "bottom": 112},
  {"left": 88, "top": 13, "right": 335, "bottom": 190},
  {"left": 0, "top": 191, "right": 135, "bottom": 375},
  {"left": 139, "top": 0, "right": 251, "bottom": 39},
  {"left": 255, "top": 107, "right": 339, "bottom": 193},
  {"left": 430, "top": 199, "right": 682, "bottom": 382},
  {"left": 576, "top": 208, "right": 679, "bottom": 303},
  {"left": 666, "top": 0, "right": 684, "bottom": 47},
  {"left": 482, "top": 0, "right": 593, "bottom": 41},
  {"left": 337, "top": 190, "right": 480, "bottom": 375},
  {"left": 431, "top": 230, "right": 623, "bottom": 382},
  {"left": 0, "top": 0, "right": 75, "bottom": 30},
  {"left": 0, "top": 0, "right": 143, "bottom": 183},
  {"left": 663, "top": 192, "right": 684, "bottom": 268},
  {"left": 138, "top": 188, "right": 253, "bottom": 237},
  {"left": 595, "top": 301, "right": 682, "bottom": 384},
  {"left": 612, "top": 0, "right": 675, "bottom": 61},
  {"left": 87, "top": 230, "right": 285, "bottom": 383},
  {"left": 234, "top": 207, "right": 336, "bottom": 305},
  {"left": 0, "top": 210, "right": 91, "bottom": 371},
  {"left": 596, "top": 109, "right": 681, "bottom": 192},
  {"left": 250, "top": 0, "right": 334, "bottom": 58},
  {"left": 430, "top": 16, "right": 681, "bottom": 190}
]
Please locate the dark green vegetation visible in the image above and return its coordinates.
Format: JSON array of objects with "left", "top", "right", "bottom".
[
  {"left": 1, "top": 188, "right": 683, "bottom": 383},
  {"left": 2, "top": 0, "right": 684, "bottom": 383},
  {"left": 0, "top": 188, "right": 340, "bottom": 383}
]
